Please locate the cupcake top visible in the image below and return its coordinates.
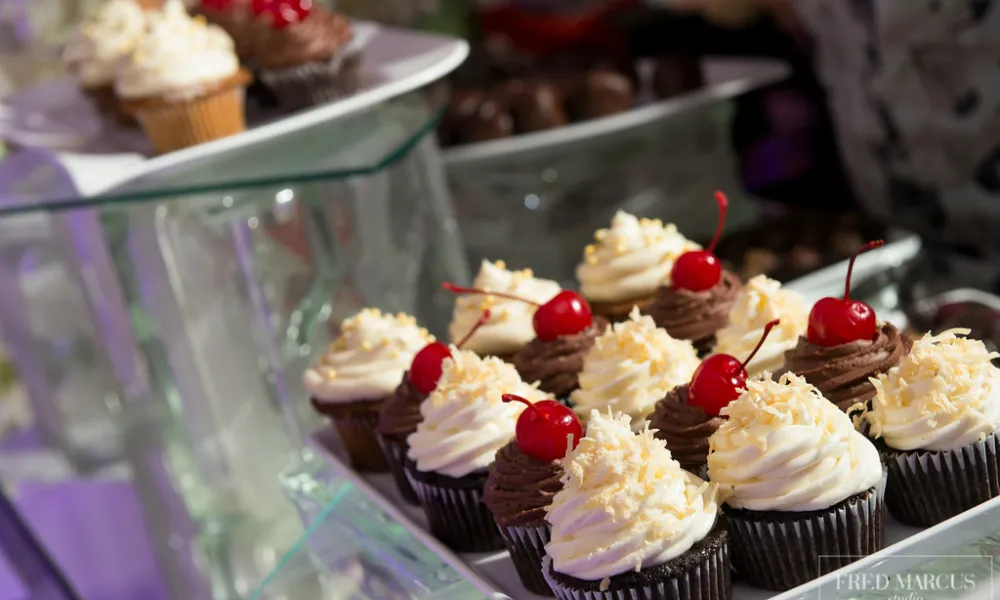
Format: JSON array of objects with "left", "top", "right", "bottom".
[
  {"left": 512, "top": 316, "right": 610, "bottom": 398},
  {"left": 251, "top": 4, "right": 354, "bottom": 70},
  {"left": 867, "top": 329, "right": 1000, "bottom": 451},
  {"left": 642, "top": 269, "right": 741, "bottom": 350},
  {"left": 570, "top": 308, "right": 700, "bottom": 424},
  {"left": 115, "top": 1, "right": 240, "bottom": 100},
  {"left": 375, "top": 372, "right": 426, "bottom": 440},
  {"left": 407, "top": 350, "right": 550, "bottom": 478},
  {"left": 576, "top": 211, "right": 700, "bottom": 304},
  {"left": 482, "top": 439, "right": 564, "bottom": 529},
  {"left": 713, "top": 275, "right": 809, "bottom": 375},
  {"left": 708, "top": 372, "right": 883, "bottom": 512},
  {"left": 63, "top": 0, "right": 148, "bottom": 88},
  {"left": 448, "top": 260, "right": 561, "bottom": 357},
  {"left": 546, "top": 410, "right": 721, "bottom": 581},
  {"left": 303, "top": 308, "right": 433, "bottom": 404}
]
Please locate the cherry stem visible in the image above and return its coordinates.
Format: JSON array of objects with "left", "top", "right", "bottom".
[
  {"left": 706, "top": 191, "right": 729, "bottom": 254},
  {"left": 455, "top": 309, "right": 492, "bottom": 349},
  {"left": 502, "top": 393, "right": 547, "bottom": 421},
  {"left": 442, "top": 282, "right": 541, "bottom": 307},
  {"left": 741, "top": 319, "right": 780, "bottom": 369},
  {"left": 843, "top": 240, "right": 885, "bottom": 300}
]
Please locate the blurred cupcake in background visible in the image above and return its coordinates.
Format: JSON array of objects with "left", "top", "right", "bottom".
[{"left": 195, "top": 0, "right": 256, "bottom": 61}]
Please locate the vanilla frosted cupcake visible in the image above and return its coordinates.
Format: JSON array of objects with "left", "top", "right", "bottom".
[
  {"left": 448, "top": 259, "right": 561, "bottom": 359},
  {"left": 577, "top": 212, "right": 700, "bottom": 322},
  {"left": 406, "top": 350, "right": 550, "bottom": 552},
  {"left": 571, "top": 307, "right": 699, "bottom": 425},
  {"left": 712, "top": 275, "right": 809, "bottom": 376},
  {"left": 708, "top": 372, "right": 885, "bottom": 591},
  {"left": 864, "top": 329, "right": 1000, "bottom": 526},
  {"left": 116, "top": 0, "right": 252, "bottom": 153},
  {"left": 304, "top": 308, "right": 432, "bottom": 472},
  {"left": 542, "top": 410, "right": 728, "bottom": 600}
]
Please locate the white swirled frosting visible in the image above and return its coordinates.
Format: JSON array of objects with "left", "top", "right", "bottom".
[
  {"left": 712, "top": 275, "right": 809, "bottom": 376},
  {"left": 571, "top": 307, "right": 699, "bottom": 424},
  {"left": 303, "top": 308, "right": 433, "bottom": 404},
  {"left": 546, "top": 410, "right": 721, "bottom": 581},
  {"left": 448, "top": 259, "right": 560, "bottom": 357},
  {"left": 115, "top": 1, "right": 240, "bottom": 99},
  {"left": 708, "top": 372, "right": 882, "bottom": 511},
  {"left": 576, "top": 211, "right": 700, "bottom": 304},
  {"left": 64, "top": 0, "right": 148, "bottom": 87},
  {"left": 866, "top": 329, "right": 1000, "bottom": 451},
  {"left": 407, "top": 350, "right": 550, "bottom": 478}
]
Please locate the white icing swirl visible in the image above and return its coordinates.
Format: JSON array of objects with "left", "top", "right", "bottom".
[
  {"left": 708, "top": 372, "right": 882, "bottom": 511},
  {"left": 576, "top": 211, "right": 700, "bottom": 304},
  {"left": 63, "top": 0, "right": 148, "bottom": 87},
  {"left": 448, "top": 260, "right": 561, "bottom": 357},
  {"left": 407, "top": 350, "right": 550, "bottom": 478},
  {"left": 546, "top": 410, "right": 721, "bottom": 581},
  {"left": 571, "top": 308, "right": 700, "bottom": 424},
  {"left": 866, "top": 329, "right": 1000, "bottom": 451},
  {"left": 303, "top": 309, "right": 433, "bottom": 404},
  {"left": 712, "top": 275, "right": 810, "bottom": 376},
  {"left": 115, "top": 1, "right": 240, "bottom": 99}
]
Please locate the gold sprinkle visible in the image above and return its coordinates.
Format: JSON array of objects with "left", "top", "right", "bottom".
[
  {"left": 323, "top": 368, "right": 338, "bottom": 379},
  {"left": 523, "top": 268, "right": 534, "bottom": 277},
  {"left": 614, "top": 243, "right": 627, "bottom": 254},
  {"left": 595, "top": 230, "right": 608, "bottom": 242},
  {"left": 586, "top": 255, "right": 598, "bottom": 265},
  {"left": 193, "top": 14, "right": 207, "bottom": 25},
  {"left": 494, "top": 259, "right": 506, "bottom": 270},
  {"left": 584, "top": 244, "right": 596, "bottom": 256},
  {"left": 361, "top": 341, "right": 373, "bottom": 351}
]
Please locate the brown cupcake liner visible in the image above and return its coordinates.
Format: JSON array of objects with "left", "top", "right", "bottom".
[
  {"left": 723, "top": 474, "right": 886, "bottom": 591},
  {"left": 376, "top": 434, "right": 419, "bottom": 505},
  {"left": 126, "top": 81, "right": 249, "bottom": 154},
  {"left": 313, "top": 397, "right": 390, "bottom": 473},
  {"left": 589, "top": 294, "right": 654, "bottom": 323},
  {"left": 258, "top": 52, "right": 363, "bottom": 111},
  {"left": 499, "top": 522, "right": 553, "bottom": 596},
  {"left": 83, "top": 84, "right": 135, "bottom": 126},
  {"left": 404, "top": 462, "right": 504, "bottom": 553},
  {"left": 877, "top": 434, "right": 1000, "bottom": 527},
  {"left": 542, "top": 525, "right": 731, "bottom": 600}
]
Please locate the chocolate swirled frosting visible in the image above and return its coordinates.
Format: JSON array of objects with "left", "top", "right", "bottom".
[
  {"left": 782, "top": 322, "right": 911, "bottom": 413},
  {"left": 376, "top": 371, "right": 426, "bottom": 441},
  {"left": 252, "top": 7, "right": 353, "bottom": 70},
  {"left": 512, "top": 317, "right": 610, "bottom": 398},
  {"left": 649, "top": 384, "right": 724, "bottom": 471},
  {"left": 642, "top": 270, "right": 742, "bottom": 352},
  {"left": 482, "top": 439, "right": 564, "bottom": 528}
]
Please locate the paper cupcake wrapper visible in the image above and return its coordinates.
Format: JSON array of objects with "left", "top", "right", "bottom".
[
  {"left": 405, "top": 467, "right": 504, "bottom": 553},
  {"left": 541, "top": 533, "right": 730, "bottom": 600},
  {"left": 258, "top": 52, "right": 363, "bottom": 111},
  {"left": 723, "top": 475, "right": 886, "bottom": 592},
  {"left": 880, "top": 434, "right": 1000, "bottom": 527},
  {"left": 499, "top": 523, "right": 553, "bottom": 596},
  {"left": 133, "top": 85, "right": 248, "bottom": 154},
  {"left": 327, "top": 404, "right": 389, "bottom": 473},
  {"left": 376, "top": 434, "right": 419, "bottom": 505}
]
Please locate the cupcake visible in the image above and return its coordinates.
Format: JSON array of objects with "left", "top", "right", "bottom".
[
  {"left": 782, "top": 241, "right": 909, "bottom": 413},
  {"left": 375, "top": 372, "right": 426, "bottom": 504},
  {"left": 249, "top": 1, "right": 360, "bottom": 111},
  {"left": 447, "top": 260, "right": 561, "bottom": 361},
  {"left": 512, "top": 317, "right": 609, "bottom": 399},
  {"left": 195, "top": 0, "right": 255, "bottom": 61},
  {"left": 542, "top": 410, "right": 729, "bottom": 600},
  {"left": 643, "top": 192, "right": 741, "bottom": 352},
  {"left": 406, "top": 351, "right": 551, "bottom": 552},
  {"left": 712, "top": 275, "right": 809, "bottom": 376},
  {"left": 483, "top": 397, "right": 583, "bottom": 596},
  {"left": 115, "top": 1, "right": 253, "bottom": 153},
  {"left": 62, "top": 0, "right": 149, "bottom": 123},
  {"left": 708, "top": 372, "right": 885, "bottom": 591},
  {"left": 864, "top": 329, "right": 1000, "bottom": 526},
  {"left": 570, "top": 308, "right": 700, "bottom": 425},
  {"left": 304, "top": 308, "right": 432, "bottom": 472},
  {"left": 577, "top": 211, "right": 700, "bottom": 323}
]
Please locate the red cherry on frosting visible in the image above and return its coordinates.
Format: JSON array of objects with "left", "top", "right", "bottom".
[
  {"left": 806, "top": 240, "right": 884, "bottom": 347},
  {"left": 408, "top": 310, "right": 491, "bottom": 395},
  {"left": 442, "top": 283, "right": 592, "bottom": 342},
  {"left": 688, "top": 319, "right": 780, "bottom": 416},
  {"left": 251, "top": 0, "right": 311, "bottom": 28},
  {"left": 502, "top": 394, "right": 583, "bottom": 462},
  {"left": 670, "top": 191, "right": 729, "bottom": 292}
]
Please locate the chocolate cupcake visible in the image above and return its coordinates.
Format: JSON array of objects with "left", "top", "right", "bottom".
[
  {"left": 643, "top": 270, "right": 741, "bottom": 353},
  {"left": 513, "top": 317, "right": 609, "bottom": 399},
  {"left": 376, "top": 372, "right": 426, "bottom": 504},
  {"left": 649, "top": 384, "right": 722, "bottom": 472}
]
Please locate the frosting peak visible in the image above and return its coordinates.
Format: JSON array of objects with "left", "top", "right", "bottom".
[
  {"left": 545, "top": 410, "right": 721, "bottom": 580},
  {"left": 64, "top": 0, "right": 148, "bottom": 88},
  {"left": 577, "top": 211, "right": 700, "bottom": 304},
  {"left": 571, "top": 308, "right": 700, "bottom": 423},
  {"left": 866, "top": 329, "right": 1000, "bottom": 451}
]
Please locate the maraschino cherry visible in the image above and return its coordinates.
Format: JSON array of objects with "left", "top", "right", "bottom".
[
  {"left": 408, "top": 310, "right": 491, "bottom": 395},
  {"left": 251, "top": 0, "right": 311, "bottom": 28},
  {"left": 442, "top": 283, "right": 592, "bottom": 342},
  {"left": 670, "top": 191, "right": 729, "bottom": 292},
  {"left": 688, "top": 319, "right": 781, "bottom": 416},
  {"left": 807, "top": 240, "right": 885, "bottom": 347},
  {"left": 502, "top": 394, "right": 584, "bottom": 462}
]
